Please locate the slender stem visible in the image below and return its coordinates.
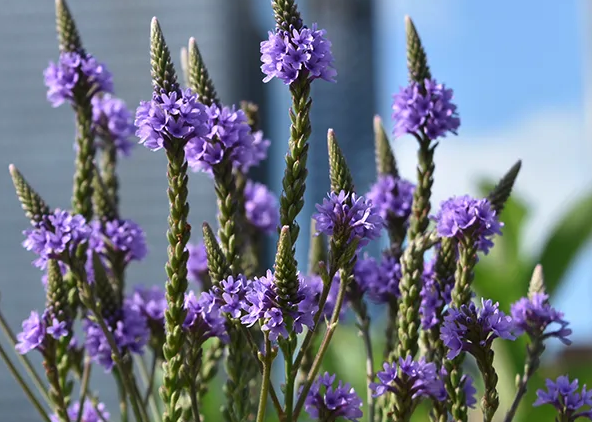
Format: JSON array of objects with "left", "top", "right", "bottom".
[
  {"left": 256, "top": 336, "right": 273, "bottom": 422},
  {"left": 144, "top": 352, "right": 157, "bottom": 406},
  {"left": 130, "top": 371, "right": 153, "bottom": 422},
  {"left": 136, "top": 355, "right": 162, "bottom": 422},
  {"left": 75, "top": 359, "right": 92, "bottom": 422},
  {"left": 0, "top": 341, "right": 51, "bottom": 422},
  {"left": 284, "top": 341, "right": 295, "bottom": 421},
  {"left": 113, "top": 369, "right": 129, "bottom": 422},
  {"left": 189, "top": 381, "right": 201, "bottom": 422},
  {"left": 352, "top": 299, "right": 375, "bottom": 422},
  {"left": 0, "top": 310, "right": 51, "bottom": 405},
  {"left": 293, "top": 270, "right": 348, "bottom": 419}
]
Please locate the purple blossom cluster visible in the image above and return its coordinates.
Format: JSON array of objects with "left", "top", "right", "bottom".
[
  {"left": 135, "top": 89, "right": 210, "bottom": 151},
  {"left": 534, "top": 376, "right": 592, "bottom": 421},
  {"left": 370, "top": 356, "right": 446, "bottom": 401},
  {"left": 306, "top": 273, "right": 346, "bottom": 319},
  {"left": 92, "top": 94, "right": 136, "bottom": 156},
  {"left": 126, "top": 285, "right": 167, "bottom": 327},
  {"left": 441, "top": 299, "right": 515, "bottom": 360},
  {"left": 391, "top": 79, "right": 459, "bottom": 140},
  {"left": 15, "top": 311, "right": 68, "bottom": 355},
  {"left": 302, "top": 373, "right": 363, "bottom": 421},
  {"left": 244, "top": 180, "right": 279, "bottom": 234},
  {"left": 183, "top": 290, "right": 228, "bottom": 343},
  {"left": 366, "top": 175, "right": 415, "bottom": 222},
  {"left": 23, "top": 209, "right": 92, "bottom": 270},
  {"left": 217, "top": 271, "right": 317, "bottom": 341},
  {"left": 92, "top": 219, "right": 148, "bottom": 264},
  {"left": 260, "top": 24, "right": 336, "bottom": 85},
  {"left": 187, "top": 241, "right": 209, "bottom": 286},
  {"left": 241, "top": 130, "right": 271, "bottom": 173},
  {"left": 83, "top": 306, "right": 149, "bottom": 371},
  {"left": 185, "top": 104, "right": 257, "bottom": 174},
  {"left": 511, "top": 293, "right": 572, "bottom": 344},
  {"left": 434, "top": 195, "right": 503, "bottom": 253},
  {"left": 313, "top": 191, "right": 384, "bottom": 247},
  {"left": 50, "top": 400, "right": 110, "bottom": 422},
  {"left": 419, "top": 257, "right": 453, "bottom": 330},
  {"left": 44, "top": 51, "right": 113, "bottom": 107}
]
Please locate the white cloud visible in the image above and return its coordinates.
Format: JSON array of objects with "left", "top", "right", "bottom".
[{"left": 392, "top": 109, "right": 592, "bottom": 255}]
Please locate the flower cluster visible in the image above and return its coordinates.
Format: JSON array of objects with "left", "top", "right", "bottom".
[
  {"left": 92, "top": 94, "right": 135, "bottom": 156},
  {"left": 44, "top": 51, "right": 113, "bottom": 107},
  {"left": 313, "top": 191, "right": 384, "bottom": 246},
  {"left": 183, "top": 290, "right": 228, "bottom": 343},
  {"left": 392, "top": 79, "right": 459, "bottom": 140},
  {"left": 23, "top": 209, "right": 92, "bottom": 270},
  {"left": 50, "top": 400, "right": 110, "bottom": 422},
  {"left": 511, "top": 293, "right": 572, "bottom": 344},
  {"left": 370, "top": 357, "right": 446, "bottom": 401},
  {"left": 260, "top": 24, "right": 336, "bottom": 85},
  {"left": 185, "top": 104, "right": 256, "bottom": 173},
  {"left": 83, "top": 306, "right": 150, "bottom": 371},
  {"left": 91, "top": 219, "right": 148, "bottom": 264},
  {"left": 127, "top": 285, "right": 167, "bottom": 327},
  {"left": 15, "top": 311, "right": 68, "bottom": 355},
  {"left": 187, "top": 241, "right": 209, "bottom": 286},
  {"left": 302, "top": 373, "right": 363, "bottom": 422},
  {"left": 441, "top": 299, "right": 515, "bottom": 360},
  {"left": 366, "top": 175, "right": 415, "bottom": 222},
  {"left": 241, "top": 130, "right": 270, "bottom": 173},
  {"left": 244, "top": 180, "right": 279, "bottom": 234},
  {"left": 419, "top": 257, "right": 453, "bottom": 330},
  {"left": 306, "top": 273, "right": 346, "bottom": 319},
  {"left": 434, "top": 195, "right": 502, "bottom": 253},
  {"left": 534, "top": 376, "right": 592, "bottom": 421},
  {"left": 135, "top": 89, "right": 210, "bottom": 151}
]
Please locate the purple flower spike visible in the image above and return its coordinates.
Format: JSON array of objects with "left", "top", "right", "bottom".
[
  {"left": 44, "top": 51, "right": 113, "bottom": 107},
  {"left": 51, "top": 399, "right": 110, "bottom": 422},
  {"left": 92, "top": 94, "right": 135, "bottom": 156},
  {"left": 392, "top": 79, "right": 459, "bottom": 140},
  {"left": 127, "top": 285, "right": 167, "bottom": 326},
  {"left": 367, "top": 175, "right": 415, "bottom": 222},
  {"left": 441, "top": 299, "right": 516, "bottom": 360},
  {"left": 511, "top": 293, "right": 572, "bottom": 345},
  {"left": 313, "top": 191, "right": 384, "bottom": 247},
  {"left": 434, "top": 195, "right": 503, "bottom": 254},
  {"left": 183, "top": 291, "right": 228, "bottom": 343},
  {"left": 260, "top": 24, "right": 336, "bottom": 85},
  {"left": 420, "top": 256, "right": 453, "bottom": 330},
  {"left": 306, "top": 273, "right": 347, "bottom": 319},
  {"left": 244, "top": 180, "right": 279, "bottom": 234},
  {"left": 241, "top": 130, "right": 270, "bottom": 172},
  {"left": 15, "top": 311, "right": 46, "bottom": 354},
  {"left": 187, "top": 242, "right": 209, "bottom": 285},
  {"left": 370, "top": 357, "right": 446, "bottom": 401},
  {"left": 93, "top": 219, "right": 148, "bottom": 264},
  {"left": 302, "top": 372, "right": 363, "bottom": 421},
  {"left": 534, "top": 375, "right": 592, "bottom": 421}
]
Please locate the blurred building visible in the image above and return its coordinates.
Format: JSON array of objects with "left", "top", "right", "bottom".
[{"left": 0, "top": 1, "right": 262, "bottom": 420}]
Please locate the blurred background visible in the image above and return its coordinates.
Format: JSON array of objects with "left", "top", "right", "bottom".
[{"left": 1, "top": 0, "right": 591, "bottom": 421}]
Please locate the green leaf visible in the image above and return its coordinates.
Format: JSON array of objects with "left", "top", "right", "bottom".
[{"left": 534, "top": 190, "right": 592, "bottom": 295}]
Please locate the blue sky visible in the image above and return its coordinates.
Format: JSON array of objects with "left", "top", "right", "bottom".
[{"left": 375, "top": 0, "right": 592, "bottom": 342}]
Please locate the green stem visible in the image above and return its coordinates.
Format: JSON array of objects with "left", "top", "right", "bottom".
[
  {"left": 114, "top": 368, "right": 129, "bottom": 422},
  {"left": 0, "top": 341, "right": 51, "bottom": 422},
  {"left": 143, "top": 352, "right": 157, "bottom": 407},
  {"left": 0, "top": 310, "right": 51, "bottom": 405},
  {"left": 284, "top": 340, "right": 295, "bottom": 421},
  {"left": 256, "top": 336, "right": 273, "bottom": 422},
  {"left": 136, "top": 355, "right": 163, "bottom": 422},
  {"left": 75, "top": 359, "right": 92, "bottom": 422},
  {"left": 406, "top": 134, "right": 435, "bottom": 242},
  {"left": 351, "top": 299, "right": 375, "bottom": 422},
  {"left": 477, "top": 348, "right": 499, "bottom": 422}
]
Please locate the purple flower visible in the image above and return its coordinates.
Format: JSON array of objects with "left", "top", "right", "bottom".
[
  {"left": 92, "top": 94, "right": 135, "bottom": 156},
  {"left": 237, "top": 270, "right": 317, "bottom": 341},
  {"left": 217, "top": 275, "right": 252, "bottom": 319},
  {"left": 23, "top": 209, "right": 92, "bottom": 270},
  {"left": 44, "top": 51, "right": 113, "bottom": 107},
  {"left": 183, "top": 291, "right": 228, "bottom": 343},
  {"left": 367, "top": 175, "right": 415, "bottom": 222},
  {"left": 463, "top": 375, "right": 478, "bottom": 409},
  {"left": 83, "top": 306, "right": 149, "bottom": 371},
  {"left": 135, "top": 88, "right": 210, "bottom": 151},
  {"left": 370, "top": 357, "right": 446, "bottom": 401},
  {"left": 433, "top": 196, "right": 503, "bottom": 254},
  {"left": 187, "top": 242, "right": 209, "bottom": 285},
  {"left": 419, "top": 256, "right": 453, "bottom": 330},
  {"left": 46, "top": 318, "right": 68, "bottom": 340},
  {"left": 441, "top": 299, "right": 516, "bottom": 360},
  {"left": 50, "top": 399, "right": 110, "bottom": 422},
  {"left": 260, "top": 24, "right": 336, "bottom": 85},
  {"left": 244, "top": 180, "right": 279, "bottom": 234},
  {"left": 361, "top": 255, "right": 401, "bottom": 304},
  {"left": 241, "top": 130, "right": 270, "bottom": 172},
  {"left": 313, "top": 191, "right": 384, "bottom": 247},
  {"left": 185, "top": 104, "right": 256, "bottom": 173},
  {"left": 534, "top": 376, "right": 592, "bottom": 421},
  {"left": 302, "top": 373, "right": 363, "bottom": 421},
  {"left": 93, "top": 219, "right": 148, "bottom": 264},
  {"left": 15, "top": 311, "right": 46, "bottom": 354},
  {"left": 126, "top": 285, "right": 166, "bottom": 325},
  {"left": 306, "top": 273, "right": 347, "bottom": 319},
  {"left": 392, "top": 79, "right": 459, "bottom": 140},
  {"left": 511, "top": 293, "right": 572, "bottom": 345}
]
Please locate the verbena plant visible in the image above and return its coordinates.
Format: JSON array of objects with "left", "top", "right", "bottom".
[{"left": 2, "top": 1, "right": 586, "bottom": 421}]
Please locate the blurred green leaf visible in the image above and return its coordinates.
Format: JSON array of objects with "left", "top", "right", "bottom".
[{"left": 534, "top": 190, "right": 592, "bottom": 295}]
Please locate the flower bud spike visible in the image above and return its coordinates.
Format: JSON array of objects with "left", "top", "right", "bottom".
[
  {"left": 374, "top": 115, "right": 398, "bottom": 178},
  {"left": 487, "top": 159, "right": 522, "bottom": 214},
  {"left": 327, "top": 129, "right": 354, "bottom": 194},
  {"left": 187, "top": 37, "right": 219, "bottom": 107},
  {"left": 405, "top": 16, "right": 431, "bottom": 84},
  {"left": 274, "top": 226, "right": 299, "bottom": 305},
  {"left": 55, "top": 0, "right": 83, "bottom": 53},
  {"left": 92, "top": 168, "right": 118, "bottom": 221},
  {"left": 271, "top": 0, "right": 303, "bottom": 32},
  {"left": 240, "top": 101, "right": 260, "bottom": 132},
  {"left": 202, "top": 223, "right": 231, "bottom": 285},
  {"left": 9, "top": 164, "right": 51, "bottom": 224},
  {"left": 150, "top": 17, "right": 178, "bottom": 95}
]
